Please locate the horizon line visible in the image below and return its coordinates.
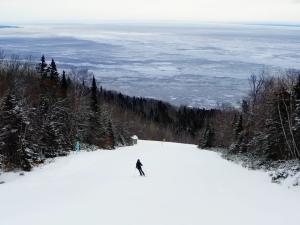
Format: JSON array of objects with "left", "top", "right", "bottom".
[{"left": 1, "top": 19, "right": 300, "bottom": 27}]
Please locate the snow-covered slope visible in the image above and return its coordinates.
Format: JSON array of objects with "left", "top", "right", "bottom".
[{"left": 0, "top": 140, "right": 299, "bottom": 225}]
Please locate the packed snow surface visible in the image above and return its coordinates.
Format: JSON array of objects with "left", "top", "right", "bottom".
[{"left": 0, "top": 140, "right": 299, "bottom": 225}]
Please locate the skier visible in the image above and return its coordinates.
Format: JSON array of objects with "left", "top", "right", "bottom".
[{"left": 136, "top": 159, "right": 145, "bottom": 176}]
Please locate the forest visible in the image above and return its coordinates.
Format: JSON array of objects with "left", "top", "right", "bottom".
[{"left": 0, "top": 53, "right": 300, "bottom": 172}]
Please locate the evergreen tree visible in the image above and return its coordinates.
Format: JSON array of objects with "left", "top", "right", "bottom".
[
  {"left": 199, "top": 123, "right": 214, "bottom": 148},
  {"left": 49, "top": 58, "right": 59, "bottom": 82},
  {"left": 261, "top": 109, "right": 286, "bottom": 159},
  {"left": 84, "top": 77, "right": 112, "bottom": 148},
  {"left": 37, "top": 55, "right": 47, "bottom": 78},
  {"left": 86, "top": 106, "right": 106, "bottom": 148},
  {"left": 39, "top": 100, "right": 72, "bottom": 158},
  {"left": 91, "top": 76, "right": 98, "bottom": 112},
  {"left": 61, "top": 71, "right": 68, "bottom": 88},
  {"left": 229, "top": 114, "right": 244, "bottom": 153},
  {"left": 61, "top": 70, "right": 68, "bottom": 97},
  {"left": 234, "top": 114, "right": 243, "bottom": 139},
  {"left": 0, "top": 93, "right": 32, "bottom": 171},
  {"left": 260, "top": 91, "right": 293, "bottom": 160}
]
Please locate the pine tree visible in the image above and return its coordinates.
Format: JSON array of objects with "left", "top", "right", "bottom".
[
  {"left": 61, "top": 70, "right": 68, "bottom": 97},
  {"left": 0, "top": 93, "right": 32, "bottom": 171},
  {"left": 234, "top": 114, "right": 243, "bottom": 140},
  {"left": 259, "top": 91, "right": 294, "bottom": 160},
  {"left": 86, "top": 106, "right": 106, "bottom": 148},
  {"left": 37, "top": 55, "right": 47, "bottom": 78},
  {"left": 39, "top": 100, "right": 72, "bottom": 158},
  {"left": 49, "top": 59, "right": 59, "bottom": 82},
  {"left": 199, "top": 123, "right": 214, "bottom": 148},
  {"left": 261, "top": 109, "right": 286, "bottom": 160},
  {"left": 91, "top": 76, "right": 98, "bottom": 112},
  {"left": 228, "top": 114, "right": 245, "bottom": 153},
  {"left": 83, "top": 76, "right": 106, "bottom": 148},
  {"left": 61, "top": 71, "right": 68, "bottom": 88}
]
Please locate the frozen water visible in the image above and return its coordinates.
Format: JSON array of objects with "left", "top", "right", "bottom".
[{"left": 1, "top": 23, "right": 300, "bottom": 108}]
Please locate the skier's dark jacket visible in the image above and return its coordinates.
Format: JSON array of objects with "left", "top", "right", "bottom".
[{"left": 136, "top": 160, "right": 143, "bottom": 169}]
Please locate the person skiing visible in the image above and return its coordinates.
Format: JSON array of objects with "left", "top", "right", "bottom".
[{"left": 136, "top": 159, "right": 145, "bottom": 176}]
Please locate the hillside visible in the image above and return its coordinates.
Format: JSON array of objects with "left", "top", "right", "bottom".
[
  {"left": 0, "top": 140, "right": 299, "bottom": 225},
  {"left": 2, "top": 56, "right": 300, "bottom": 174}
]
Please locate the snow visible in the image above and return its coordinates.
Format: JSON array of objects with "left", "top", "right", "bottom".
[
  {"left": 0, "top": 140, "right": 300, "bottom": 225},
  {"left": 131, "top": 135, "right": 138, "bottom": 139}
]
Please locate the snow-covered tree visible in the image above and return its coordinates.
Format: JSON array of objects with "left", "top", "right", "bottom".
[
  {"left": 38, "top": 98, "right": 72, "bottom": 158},
  {"left": 234, "top": 114, "right": 243, "bottom": 140},
  {"left": 0, "top": 93, "right": 32, "bottom": 171},
  {"left": 199, "top": 122, "right": 214, "bottom": 148}
]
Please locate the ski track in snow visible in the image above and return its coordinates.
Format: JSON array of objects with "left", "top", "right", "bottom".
[{"left": 0, "top": 140, "right": 299, "bottom": 225}]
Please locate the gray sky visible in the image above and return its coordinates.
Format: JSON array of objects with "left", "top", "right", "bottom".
[{"left": 1, "top": 0, "right": 300, "bottom": 24}]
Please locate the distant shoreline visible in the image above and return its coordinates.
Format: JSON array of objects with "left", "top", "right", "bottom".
[
  {"left": 0, "top": 25, "right": 20, "bottom": 29},
  {"left": 3, "top": 21, "right": 300, "bottom": 28}
]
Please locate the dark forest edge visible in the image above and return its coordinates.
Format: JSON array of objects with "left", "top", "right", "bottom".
[{"left": 0, "top": 53, "right": 300, "bottom": 173}]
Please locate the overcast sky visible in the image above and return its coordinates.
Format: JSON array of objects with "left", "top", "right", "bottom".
[{"left": 1, "top": 0, "right": 300, "bottom": 24}]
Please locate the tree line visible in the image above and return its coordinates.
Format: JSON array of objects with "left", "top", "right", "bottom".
[
  {"left": 200, "top": 70, "right": 300, "bottom": 161},
  {"left": 0, "top": 54, "right": 216, "bottom": 171},
  {"left": 0, "top": 55, "right": 128, "bottom": 171},
  {"left": 1, "top": 53, "right": 299, "bottom": 172}
]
